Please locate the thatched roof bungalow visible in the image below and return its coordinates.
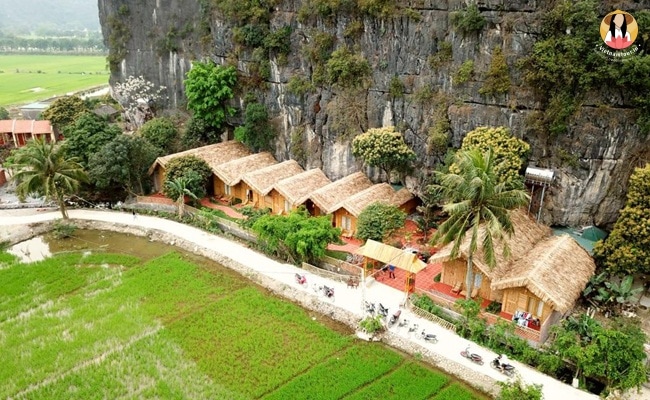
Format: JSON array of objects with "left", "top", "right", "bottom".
[
  {"left": 212, "top": 152, "right": 277, "bottom": 201},
  {"left": 148, "top": 141, "right": 251, "bottom": 192},
  {"left": 241, "top": 160, "right": 304, "bottom": 211},
  {"left": 428, "top": 209, "right": 595, "bottom": 342},
  {"left": 274, "top": 169, "right": 332, "bottom": 215},
  {"left": 332, "top": 184, "right": 416, "bottom": 236},
  {"left": 308, "top": 172, "right": 373, "bottom": 217}
]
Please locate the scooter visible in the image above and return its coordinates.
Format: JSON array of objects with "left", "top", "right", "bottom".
[
  {"left": 408, "top": 323, "right": 419, "bottom": 333},
  {"left": 491, "top": 358, "right": 516, "bottom": 377},
  {"left": 295, "top": 273, "right": 307, "bottom": 286},
  {"left": 421, "top": 330, "right": 438, "bottom": 343},
  {"left": 388, "top": 309, "right": 401, "bottom": 326},
  {"left": 378, "top": 303, "right": 389, "bottom": 317},
  {"left": 323, "top": 285, "right": 334, "bottom": 298},
  {"left": 398, "top": 318, "right": 409, "bottom": 328},
  {"left": 364, "top": 301, "right": 376, "bottom": 315},
  {"left": 460, "top": 346, "right": 484, "bottom": 365}
]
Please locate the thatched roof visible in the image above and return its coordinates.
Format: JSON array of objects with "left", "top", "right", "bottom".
[
  {"left": 356, "top": 239, "right": 427, "bottom": 273},
  {"left": 275, "top": 169, "right": 332, "bottom": 206},
  {"left": 491, "top": 235, "right": 596, "bottom": 313},
  {"left": 242, "top": 160, "right": 304, "bottom": 196},
  {"left": 148, "top": 141, "right": 251, "bottom": 175},
  {"left": 309, "top": 172, "right": 373, "bottom": 214},
  {"left": 429, "top": 209, "right": 551, "bottom": 279},
  {"left": 341, "top": 183, "right": 415, "bottom": 217},
  {"left": 213, "top": 152, "right": 277, "bottom": 186}
]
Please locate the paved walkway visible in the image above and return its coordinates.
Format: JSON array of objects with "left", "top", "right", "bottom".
[{"left": 0, "top": 209, "right": 600, "bottom": 400}]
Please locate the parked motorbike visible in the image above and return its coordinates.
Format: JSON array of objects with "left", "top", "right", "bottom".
[
  {"left": 421, "top": 330, "right": 438, "bottom": 343},
  {"left": 388, "top": 309, "right": 402, "bottom": 326},
  {"left": 460, "top": 346, "right": 484, "bottom": 365},
  {"left": 408, "top": 323, "right": 419, "bottom": 333},
  {"left": 323, "top": 285, "right": 335, "bottom": 298},
  {"left": 398, "top": 318, "right": 409, "bottom": 328},
  {"left": 378, "top": 303, "right": 389, "bottom": 317},
  {"left": 295, "top": 273, "right": 307, "bottom": 286},
  {"left": 491, "top": 358, "right": 515, "bottom": 377},
  {"left": 364, "top": 301, "right": 376, "bottom": 315}
]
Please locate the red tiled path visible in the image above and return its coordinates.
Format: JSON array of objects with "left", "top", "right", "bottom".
[
  {"left": 327, "top": 237, "right": 362, "bottom": 253},
  {"left": 199, "top": 198, "right": 245, "bottom": 219}
]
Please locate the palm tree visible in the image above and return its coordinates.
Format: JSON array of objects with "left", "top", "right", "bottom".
[
  {"left": 430, "top": 148, "right": 529, "bottom": 299},
  {"left": 165, "top": 177, "right": 198, "bottom": 218},
  {"left": 9, "top": 139, "right": 88, "bottom": 220}
]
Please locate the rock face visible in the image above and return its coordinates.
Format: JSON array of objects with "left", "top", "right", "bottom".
[{"left": 98, "top": 0, "right": 650, "bottom": 229}]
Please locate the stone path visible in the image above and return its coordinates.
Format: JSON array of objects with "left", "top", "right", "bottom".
[{"left": 0, "top": 209, "right": 602, "bottom": 400}]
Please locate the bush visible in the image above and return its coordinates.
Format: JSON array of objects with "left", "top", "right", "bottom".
[
  {"left": 428, "top": 41, "right": 453, "bottom": 69},
  {"left": 480, "top": 47, "right": 511, "bottom": 95},
  {"left": 485, "top": 301, "right": 502, "bottom": 314},
  {"left": 326, "top": 46, "right": 371, "bottom": 88},
  {"left": 287, "top": 75, "right": 314, "bottom": 97},
  {"left": 359, "top": 315, "right": 384, "bottom": 334},
  {"left": 356, "top": 202, "right": 406, "bottom": 242},
  {"left": 451, "top": 3, "right": 486, "bottom": 35},
  {"left": 52, "top": 221, "right": 77, "bottom": 239},
  {"left": 388, "top": 76, "right": 405, "bottom": 98},
  {"left": 163, "top": 155, "right": 212, "bottom": 200},
  {"left": 497, "top": 379, "right": 543, "bottom": 400},
  {"left": 138, "top": 117, "right": 178, "bottom": 154},
  {"left": 234, "top": 103, "right": 277, "bottom": 152},
  {"left": 453, "top": 60, "right": 474, "bottom": 84}
]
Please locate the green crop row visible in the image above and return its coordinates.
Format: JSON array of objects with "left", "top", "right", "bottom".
[
  {"left": 432, "top": 382, "right": 483, "bottom": 400},
  {"left": 264, "top": 343, "right": 402, "bottom": 400},
  {"left": 345, "top": 361, "right": 449, "bottom": 400}
]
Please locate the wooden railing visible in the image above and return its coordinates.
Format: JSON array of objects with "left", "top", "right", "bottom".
[{"left": 408, "top": 302, "right": 458, "bottom": 333}]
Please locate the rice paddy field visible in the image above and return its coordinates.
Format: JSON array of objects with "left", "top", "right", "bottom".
[
  {"left": 0, "top": 247, "right": 489, "bottom": 399},
  {"left": 0, "top": 55, "right": 108, "bottom": 107}
]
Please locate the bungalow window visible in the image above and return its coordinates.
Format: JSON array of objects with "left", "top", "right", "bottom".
[
  {"left": 284, "top": 200, "right": 291, "bottom": 213},
  {"left": 526, "top": 297, "right": 545, "bottom": 317},
  {"left": 224, "top": 184, "right": 231, "bottom": 195},
  {"left": 341, "top": 215, "right": 352, "bottom": 231}
]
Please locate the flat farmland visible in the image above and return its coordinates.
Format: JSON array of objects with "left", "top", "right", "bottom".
[
  {"left": 0, "top": 55, "right": 108, "bottom": 107},
  {"left": 0, "top": 250, "right": 489, "bottom": 399}
]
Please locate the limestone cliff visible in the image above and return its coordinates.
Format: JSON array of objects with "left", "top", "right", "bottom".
[{"left": 98, "top": 0, "right": 650, "bottom": 229}]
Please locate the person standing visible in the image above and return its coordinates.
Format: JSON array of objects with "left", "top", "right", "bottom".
[
  {"left": 132, "top": 209, "right": 137, "bottom": 220},
  {"left": 388, "top": 264, "right": 396, "bottom": 279}
]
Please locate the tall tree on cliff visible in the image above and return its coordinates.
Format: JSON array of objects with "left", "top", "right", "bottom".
[
  {"left": 8, "top": 139, "right": 88, "bottom": 219},
  {"left": 351, "top": 126, "right": 416, "bottom": 183},
  {"left": 184, "top": 62, "right": 237, "bottom": 133},
  {"left": 430, "top": 148, "right": 529, "bottom": 299},
  {"left": 594, "top": 163, "right": 650, "bottom": 276}
]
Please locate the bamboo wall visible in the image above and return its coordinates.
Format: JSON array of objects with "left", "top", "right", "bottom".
[
  {"left": 501, "top": 287, "right": 552, "bottom": 322},
  {"left": 333, "top": 208, "right": 356, "bottom": 233},
  {"left": 440, "top": 259, "right": 495, "bottom": 300}
]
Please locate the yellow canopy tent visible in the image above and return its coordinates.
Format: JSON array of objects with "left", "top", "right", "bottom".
[{"left": 355, "top": 239, "right": 427, "bottom": 273}]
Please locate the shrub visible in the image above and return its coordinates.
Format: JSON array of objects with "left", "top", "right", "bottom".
[
  {"left": 52, "top": 221, "right": 77, "bottom": 239},
  {"left": 428, "top": 41, "right": 453, "bottom": 69},
  {"left": 388, "top": 76, "right": 405, "bottom": 98},
  {"left": 359, "top": 315, "right": 384, "bottom": 334},
  {"left": 497, "top": 379, "right": 543, "bottom": 400},
  {"left": 138, "top": 117, "right": 178, "bottom": 154},
  {"left": 238, "top": 206, "right": 271, "bottom": 229},
  {"left": 163, "top": 155, "right": 212, "bottom": 200},
  {"left": 326, "top": 46, "right": 371, "bottom": 88},
  {"left": 356, "top": 203, "right": 406, "bottom": 242},
  {"left": 485, "top": 301, "right": 502, "bottom": 314},
  {"left": 453, "top": 60, "right": 474, "bottom": 84},
  {"left": 451, "top": 3, "right": 486, "bottom": 35},
  {"left": 480, "top": 47, "right": 511, "bottom": 95},
  {"left": 234, "top": 103, "right": 277, "bottom": 152},
  {"left": 287, "top": 75, "right": 314, "bottom": 97}
]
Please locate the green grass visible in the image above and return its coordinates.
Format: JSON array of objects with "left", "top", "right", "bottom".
[
  {"left": 432, "top": 382, "right": 483, "bottom": 400},
  {"left": 0, "top": 55, "right": 109, "bottom": 106},
  {"left": 0, "top": 250, "right": 491, "bottom": 399},
  {"left": 325, "top": 249, "right": 350, "bottom": 260},
  {"left": 345, "top": 361, "right": 449, "bottom": 400}
]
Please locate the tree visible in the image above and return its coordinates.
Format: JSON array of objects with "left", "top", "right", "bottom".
[
  {"left": 88, "top": 135, "right": 161, "bottom": 196},
  {"left": 138, "top": 117, "right": 178, "bottom": 154},
  {"left": 165, "top": 176, "right": 199, "bottom": 218},
  {"left": 497, "top": 378, "right": 543, "bottom": 400},
  {"left": 112, "top": 75, "right": 166, "bottom": 128},
  {"left": 356, "top": 202, "right": 407, "bottom": 242},
  {"left": 594, "top": 163, "right": 650, "bottom": 276},
  {"left": 41, "top": 96, "right": 89, "bottom": 130},
  {"left": 252, "top": 208, "right": 341, "bottom": 263},
  {"left": 181, "top": 115, "right": 222, "bottom": 149},
  {"left": 0, "top": 107, "right": 9, "bottom": 119},
  {"left": 184, "top": 61, "right": 237, "bottom": 130},
  {"left": 430, "top": 148, "right": 530, "bottom": 299},
  {"left": 234, "top": 103, "right": 276, "bottom": 151},
  {"left": 8, "top": 139, "right": 88, "bottom": 219},
  {"left": 550, "top": 314, "right": 647, "bottom": 392},
  {"left": 162, "top": 155, "right": 212, "bottom": 201},
  {"left": 62, "top": 113, "right": 121, "bottom": 166},
  {"left": 455, "top": 126, "right": 529, "bottom": 187},
  {"left": 352, "top": 126, "right": 417, "bottom": 183}
]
